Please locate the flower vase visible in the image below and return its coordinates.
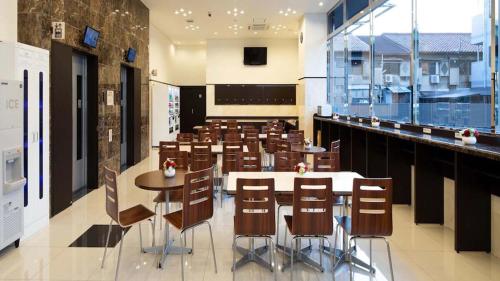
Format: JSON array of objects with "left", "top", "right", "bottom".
[
  {"left": 371, "top": 121, "right": 380, "bottom": 127},
  {"left": 461, "top": 136, "right": 477, "bottom": 145},
  {"left": 164, "top": 167, "right": 176, "bottom": 178}
]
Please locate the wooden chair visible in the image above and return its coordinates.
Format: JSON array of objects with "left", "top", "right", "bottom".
[
  {"left": 190, "top": 142, "right": 212, "bottom": 171},
  {"left": 199, "top": 128, "right": 217, "bottom": 143},
  {"left": 244, "top": 137, "right": 260, "bottom": 153},
  {"left": 163, "top": 167, "right": 218, "bottom": 281},
  {"left": 101, "top": 167, "right": 155, "bottom": 281},
  {"left": 243, "top": 128, "right": 259, "bottom": 136},
  {"left": 225, "top": 133, "right": 242, "bottom": 142},
  {"left": 284, "top": 177, "right": 334, "bottom": 278},
  {"left": 287, "top": 133, "right": 304, "bottom": 145},
  {"left": 177, "top": 133, "right": 194, "bottom": 143},
  {"left": 264, "top": 130, "right": 283, "bottom": 169},
  {"left": 313, "top": 152, "right": 340, "bottom": 172},
  {"left": 334, "top": 178, "right": 394, "bottom": 281},
  {"left": 210, "top": 119, "right": 222, "bottom": 127},
  {"left": 242, "top": 125, "right": 256, "bottom": 134},
  {"left": 159, "top": 141, "right": 180, "bottom": 152},
  {"left": 273, "top": 151, "right": 301, "bottom": 248},
  {"left": 233, "top": 178, "right": 277, "bottom": 281},
  {"left": 153, "top": 151, "right": 189, "bottom": 238},
  {"left": 276, "top": 140, "right": 291, "bottom": 152},
  {"left": 289, "top": 130, "right": 304, "bottom": 135},
  {"left": 235, "top": 152, "right": 262, "bottom": 171},
  {"left": 226, "top": 128, "right": 239, "bottom": 135},
  {"left": 221, "top": 141, "right": 243, "bottom": 205},
  {"left": 227, "top": 119, "right": 238, "bottom": 129},
  {"left": 331, "top": 140, "right": 340, "bottom": 153}
]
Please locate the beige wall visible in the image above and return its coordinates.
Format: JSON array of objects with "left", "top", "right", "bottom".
[
  {"left": 175, "top": 44, "right": 207, "bottom": 86},
  {"left": 0, "top": 0, "right": 17, "bottom": 42},
  {"left": 206, "top": 38, "right": 299, "bottom": 116},
  {"left": 149, "top": 25, "right": 177, "bottom": 84}
]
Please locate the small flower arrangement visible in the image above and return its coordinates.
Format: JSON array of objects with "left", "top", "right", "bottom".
[
  {"left": 304, "top": 138, "right": 312, "bottom": 149},
  {"left": 459, "top": 128, "right": 479, "bottom": 145},
  {"left": 203, "top": 136, "right": 212, "bottom": 143},
  {"left": 332, "top": 113, "right": 340, "bottom": 120},
  {"left": 371, "top": 116, "right": 380, "bottom": 127},
  {"left": 294, "top": 162, "right": 308, "bottom": 175},
  {"left": 163, "top": 158, "right": 177, "bottom": 177}
]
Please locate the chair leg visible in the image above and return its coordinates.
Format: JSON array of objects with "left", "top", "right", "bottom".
[
  {"left": 152, "top": 205, "right": 158, "bottom": 247},
  {"left": 282, "top": 227, "right": 288, "bottom": 271},
  {"left": 290, "top": 237, "right": 297, "bottom": 281},
  {"left": 101, "top": 220, "right": 113, "bottom": 269},
  {"left": 276, "top": 205, "right": 282, "bottom": 246},
  {"left": 385, "top": 238, "right": 395, "bottom": 281},
  {"left": 115, "top": 229, "right": 125, "bottom": 281},
  {"left": 232, "top": 235, "right": 237, "bottom": 281},
  {"left": 149, "top": 218, "right": 155, "bottom": 248},
  {"left": 333, "top": 223, "right": 339, "bottom": 265},
  {"left": 181, "top": 231, "right": 185, "bottom": 281},
  {"left": 191, "top": 228, "right": 195, "bottom": 254},
  {"left": 207, "top": 222, "right": 218, "bottom": 273},
  {"left": 139, "top": 223, "right": 144, "bottom": 253},
  {"left": 369, "top": 239, "right": 373, "bottom": 276},
  {"left": 269, "top": 237, "right": 278, "bottom": 281},
  {"left": 320, "top": 238, "right": 324, "bottom": 268}
]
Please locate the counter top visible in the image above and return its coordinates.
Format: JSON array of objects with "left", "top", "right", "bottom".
[{"left": 314, "top": 116, "right": 500, "bottom": 161}]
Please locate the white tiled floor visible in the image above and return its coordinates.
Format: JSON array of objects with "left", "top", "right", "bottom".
[{"left": 1, "top": 152, "right": 500, "bottom": 281}]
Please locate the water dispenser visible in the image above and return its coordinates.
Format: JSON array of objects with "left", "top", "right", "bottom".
[{"left": 3, "top": 148, "right": 25, "bottom": 194}]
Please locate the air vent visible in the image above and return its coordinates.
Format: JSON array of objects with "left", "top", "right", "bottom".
[
  {"left": 248, "top": 18, "right": 268, "bottom": 31},
  {"left": 186, "top": 19, "right": 194, "bottom": 23}
]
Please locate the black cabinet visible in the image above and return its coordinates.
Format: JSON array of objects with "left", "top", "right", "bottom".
[{"left": 214, "top": 84, "right": 296, "bottom": 105}]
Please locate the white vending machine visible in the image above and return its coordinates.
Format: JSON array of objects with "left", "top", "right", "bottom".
[
  {"left": 0, "top": 42, "right": 50, "bottom": 239},
  {"left": 0, "top": 80, "right": 26, "bottom": 250}
]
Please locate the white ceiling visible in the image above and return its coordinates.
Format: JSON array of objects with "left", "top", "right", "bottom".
[{"left": 142, "top": 0, "right": 337, "bottom": 44}]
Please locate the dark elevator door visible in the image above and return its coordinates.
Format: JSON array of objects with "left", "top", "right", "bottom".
[{"left": 180, "top": 86, "right": 206, "bottom": 133}]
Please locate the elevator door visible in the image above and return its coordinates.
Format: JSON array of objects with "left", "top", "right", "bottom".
[
  {"left": 120, "top": 67, "right": 128, "bottom": 171},
  {"left": 72, "top": 54, "right": 87, "bottom": 193}
]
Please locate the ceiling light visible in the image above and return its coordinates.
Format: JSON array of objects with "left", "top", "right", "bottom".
[
  {"left": 254, "top": 31, "right": 257, "bottom": 34},
  {"left": 233, "top": 8, "right": 238, "bottom": 12},
  {"left": 319, "top": 2, "right": 324, "bottom": 6},
  {"left": 180, "top": 8, "right": 184, "bottom": 12},
  {"left": 284, "top": 13, "right": 288, "bottom": 16},
  {"left": 214, "top": 32, "right": 218, "bottom": 35},
  {"left": 234, "top": 31, "right": 238, "bottom": 35},
  {"left": 183, "top": 13, "right": 187, "bottom": 16},
  {"left": 227, "top": 10, "right": 231, "bottom": 15},
  {"left": 115, "top": 9, "right": 120, "bottom": 12},
  {"left": 274, "top": 31, "right": 278, "bottom": 34},
  {"left": 292, "top": 10, "right": 296, "bottom": 14},
  {"left": 287, "top": 8, "right": 291, "bottom": 12},
  {"left": 279, "top": 10, "right": 283, "bottom": 14},
  {"left": 240, "top": 10, "right": 244, "bottom": 14},
  {"left": 125, "top": 11, "right": 129, "bottom": 15},
  {"left": 188, "top": 11, "right": 192, "bottom": 14},
  {"left": 174, "top": 11, "right": 179, "bottom": 15}
]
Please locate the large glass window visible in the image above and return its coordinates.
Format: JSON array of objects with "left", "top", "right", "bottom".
[
  {"left": 372, "top": 0, "right": 412, "bottom": 123},
  {"left": 327, "top": 0, "right": 498, "bottom": 132},
  {"left": 346, "top": 13, "right": 371, "bottom": 117},
  {"left": 416, "top": 0, "right": 491, "bottom": 130}
]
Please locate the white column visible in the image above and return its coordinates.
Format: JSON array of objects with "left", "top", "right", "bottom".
[
  {"left": 297, "top": 14, "right": 327, "bottom": 139},
  {"left": 0, "top": 0, "right": 17, "bottom": 42}
]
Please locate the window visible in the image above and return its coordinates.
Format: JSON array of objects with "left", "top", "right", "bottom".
[{"left": 327, "top": 0, "right": 497, "bottom": 132}]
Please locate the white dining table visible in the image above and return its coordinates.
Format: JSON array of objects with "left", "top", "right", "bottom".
[
  {"left": 239, "top": 133, "right": 288, "bottom": 140},
  {"left": 180, "top": 144, "right": 248, "bottom": 154},
  {"left": 227, "top": 171, "right": 362, "bottom": 195},
  {"left": 193, "top": 125, "right": 241, "bottom": 130}
]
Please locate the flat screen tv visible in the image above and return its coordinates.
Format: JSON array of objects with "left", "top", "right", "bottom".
[
  {"left": 126, "top": 48, "right": 136, "bottom": 62},
  {"left": 82, "top": 26, "right": 100, "bottom": 48},
  {"left": 244, "top": 47, "right": 267, "bottom": 65}
]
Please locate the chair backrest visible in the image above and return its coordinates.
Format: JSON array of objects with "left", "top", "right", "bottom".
[
  {"left": 276, "top": 140, "right": 291, "bottom": 152},
  {"left": 244, "top": 128, "right": 259, "bottom": 136},
  {"left": 289, "top": 130, "right": 304, "bottom": 135},
  {"left": 235, "top": 152, "right": 262, "bottom": 171},
  {"left": 287, "top": 133, "right": 304, "bottom": 145},
  {"left": 313, "top": 152, "right": 340, "bottom": 172},
  {"left": 182, "top": 167, "right": 214, "bottom": 229},
  {"left": 224, "top": 133, "right": 242, "bottom": 142},
  {"left": 242, "top": 125, "right": 256, "bottom": 133},
  {"left": 177, "top": 133, "right": 194, "bottom": 143},
  {"left": 266, "top": 130, "right": 283, "bottom": 153},
  {"left": 234, "top": 178, "right": 275, "bottom": 236},
  {"left": 274, "top": 152, "right": 301, "bottom": 171},
  {"left": 159, "top": 141, "right": 180, "bottom": 152},
  {"left": 104, "top": 166, "right": 120, "bottom": 224},
  {"left": 351, "top": 178, "right": 393, "bottom": 236},
  {"left": 227, "top": 120, "right": 238, "bottom": 129},
  {"left": 159, "top": 150, "right": 189, "bottom": 170},
  {"left": 210, "top": 119, "right": 222, "bottom": 127},
  {"left": 331, "top": 140, "right": 340, "bottom": 153},
  {"left": 190, "top": 142, "right": 212, "bottom": 171},
  {"left": 198, "top": 128, "right": 217, "bottom": 143},
  {"left": 222, "top": 141, "right": 244, "bottom": 174},
  {"left": 226, "top": 128, "right": 239, "bottom": 135},
  {"left": 244, "top": 137, "right": 260, "bottom": 153},
  {"left": 292, "top": 177, "right": 333, "bottom": 236}
]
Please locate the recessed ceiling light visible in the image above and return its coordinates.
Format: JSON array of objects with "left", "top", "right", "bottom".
[
  {"left": 319, "top": 2, "right": 324, "bottom": 6},
  {"left": 180, "top": 8, "right": 184, "bottom": 12},
  {"left": 279, "top": 10, "right": 283, "bottom": 14},
  {"left": 287, "top": 8, "right": 291, "bottom": 12},
  {"left": 254, "top": 31, "right": 257, "bottom": 34},
  {"left": 274, "top": 31, "right": 278, "bottom": 34},
  {"left": 227, "top": 10, "right": 231, "bottom": 15},
  {"left": 234, "top": 31, "right": 238, "bottom": 35},
  {"left": 284, "top": 13, "right": 288, "bottom": 16},
  {"left": 214, "top": 32, "right": 218, "bottom": 35},
  {"left": 188, "top": 11, "right": 192, "bottom": 14},
  {"left": 240, "top": 10, "right": 244, "bottom": 14}
]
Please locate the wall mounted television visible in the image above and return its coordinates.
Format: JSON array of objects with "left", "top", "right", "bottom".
[
  {"left": 126, "top": 48, "right": 136, "bottom": 62},
  {"left": 82, "top": 26, "right": 100, "bottom": 48},
  {"left": 244, "top": 47, "right": 267, "bottom": 65}
]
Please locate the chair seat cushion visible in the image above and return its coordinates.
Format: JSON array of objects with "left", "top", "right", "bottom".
[
  {"left": 153, "top": 190, "right": 183, "bottom": 203},
  {"left": 164, "top": 210, "right": 183, "bottom": 230},
  {"left": 119, "top": 204, "right": 155, "bottom": 227},
  {"left": 334, "top": 216, "right": 352, "bottom": 235}
]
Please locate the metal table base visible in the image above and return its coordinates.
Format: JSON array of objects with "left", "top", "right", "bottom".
[{"left": 232, "top": 239, "right": 273, "bottom": 271}]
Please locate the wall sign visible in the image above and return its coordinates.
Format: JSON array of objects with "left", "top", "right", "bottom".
[
  {"left": 106, "top": 90, "right": 114, "bottom": 106},
  {"left": 51, "top": 22, "right": 65, "bottom": 40}
]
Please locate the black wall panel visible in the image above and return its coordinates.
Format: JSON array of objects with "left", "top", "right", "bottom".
[{"left": 214, "top": 84, "right": 296, "bottom": 105}]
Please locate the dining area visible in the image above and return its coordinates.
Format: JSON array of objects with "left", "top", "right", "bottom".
[{"left": 98, "top": 119, "right": 396, "bottom": 281}]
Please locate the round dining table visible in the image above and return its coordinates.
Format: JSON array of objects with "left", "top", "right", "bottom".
[
  {"left": 291, "top": 144, "right": 327, "bottom": 154},
  {"left": 135, "top": 169, "right": 191, "bottom": 268}
]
